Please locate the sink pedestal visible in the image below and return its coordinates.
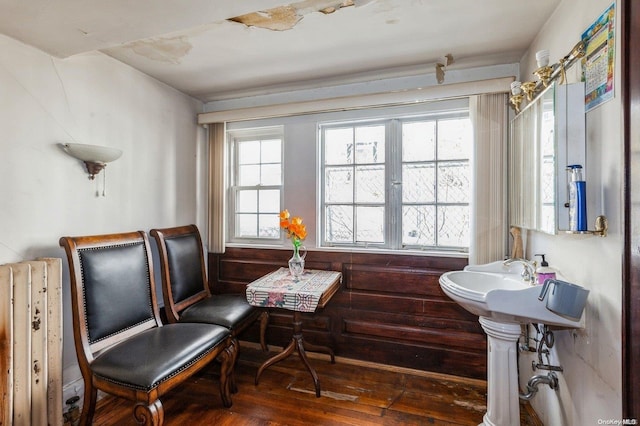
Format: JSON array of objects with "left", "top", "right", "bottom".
[
  {"left": 478, "top": 317, "right": 521, "bottom": 426},
  {"left": 440, "top": 268, "right": 585, "bottom": 425}
]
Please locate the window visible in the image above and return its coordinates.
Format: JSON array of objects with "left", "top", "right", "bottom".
[
  {"left": 321, "top": 113, "right": 472, "bottom": 251},
  {"left": 228, "top": 127, "right": 283, "bottom": 243},
  {"left": 322, "top": 124, "right": 387, "bottom": 245}
]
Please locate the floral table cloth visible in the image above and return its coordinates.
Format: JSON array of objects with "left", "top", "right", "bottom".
[{"left": 246, "top": 267, "right": 342, "bottom": 313}]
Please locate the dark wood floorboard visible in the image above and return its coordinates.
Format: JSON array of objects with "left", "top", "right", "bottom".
[{"left": 92, "top": 344, "right": 540, "bottom": 425}]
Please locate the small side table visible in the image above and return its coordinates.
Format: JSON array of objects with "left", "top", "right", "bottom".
[{"left": 246, "top": 268, "right": 342, "bottom": 397}]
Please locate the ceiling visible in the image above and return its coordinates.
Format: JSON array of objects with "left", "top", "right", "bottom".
[{"left": 0, "top": 0, "right": 561, "bottom": 103}]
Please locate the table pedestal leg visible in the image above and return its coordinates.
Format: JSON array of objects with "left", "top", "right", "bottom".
[{"left": 255, "top": 311, "right": 334, "bottom": 397}]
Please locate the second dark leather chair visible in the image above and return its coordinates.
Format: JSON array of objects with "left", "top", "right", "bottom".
[{"left": 151, "top": 225, "right": 268, "bottom": 352}]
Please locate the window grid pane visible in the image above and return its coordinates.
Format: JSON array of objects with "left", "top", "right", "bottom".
[
  {"left": 403, "top": 121, "right": 435, "bottom": 162},
  {"left": 320, "top": 113, "right": 471, "bottom": 252},
  {"left": 355, "top": 125, "right": 385, "bottom": 164},
  {"left": 355, "top": 206, "right": 385, "bottom": 243},
  {"left": 437, "top": 118, "right": 473, "bottom": 160},
  {"left": 323, "top": 122, "right": 387, "bottom": 246},
  {"left": 230, "top": 131, "right": 283, "bottom": 242},
  {"left": 325, "top": 166, "right": 353, "bottom": 203},
  {"left": 258, "top": 213, "right": 280, "bottom": 238},
  {"left": 236, "top": 213, "right": 257, "bottom": 238},
  {"left": 397, "top": 116, "right": 471, "bottom": 250},
  {"left": 325, "top": 127, "right": 354, "bottom": 165},
  {"left": 355, "top": 165, "right": 385, "bottom": 203},
  {"left": 402, "top": 163, "right": 435, "bottom": 203},
  {"left": 237, "top": 190, "right": 257, "bottom": 213},
  {"left": 437, "top": 161, "right": 470, "bottom": 203},
  {"left": 437, "top": 205, "right": 470, "bottom": 248},
  {"left": 325, "top": 205, "right": 354, "bottom": 243},
  {"left": 403, "top": 205, "right": 436, "bottom": 246}
]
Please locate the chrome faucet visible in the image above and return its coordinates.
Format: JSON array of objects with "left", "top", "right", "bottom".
[{"left": 503, "top": 258, "right": 537, "bottom": 284}]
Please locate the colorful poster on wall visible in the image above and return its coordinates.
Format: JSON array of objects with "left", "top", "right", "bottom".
[{"left": 581, "top": 2, "right": 616, "bottom": 112}]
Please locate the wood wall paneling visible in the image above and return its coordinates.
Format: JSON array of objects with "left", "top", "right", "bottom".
[{"left": 208, "top": 248, "right": 485, "bottom": 379}]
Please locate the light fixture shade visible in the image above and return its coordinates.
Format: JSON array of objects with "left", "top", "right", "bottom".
[
  {"left": 62, "top": 142, "right": 123, "bottom": 180},
  {"left": 62, "top": 143, "right": 123, "bottom": 164},
  {"left": 535, "top": 49, "right": 550, "bottom": 68},
  {"left": 510, "top": 81, "right": 522, "bottom": 95}
]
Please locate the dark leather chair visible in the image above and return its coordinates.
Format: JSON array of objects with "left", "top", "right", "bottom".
[
  {"left": 150, "top": 225, "right": 268, "bottom": 353},
  {"left": 59, "top": 231, "right": 237, "bottom": 426}
]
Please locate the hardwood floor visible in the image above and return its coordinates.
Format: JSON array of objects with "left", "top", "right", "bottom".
[{"left": 92, "top": 343, "right": 541, "bottom": 425}]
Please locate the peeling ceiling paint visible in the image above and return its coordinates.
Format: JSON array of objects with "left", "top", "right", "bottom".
[
  {"left": 127, "top": 36, "right": 192, "bottom": 64},
  {"left": 229, "top": 5, "right": 302, "bottom": 31},
  {"left": 228, "top": 0, "right": 360, "bottom": 31}
]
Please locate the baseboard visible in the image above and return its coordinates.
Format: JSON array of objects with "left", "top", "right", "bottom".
[{"left": 239, "top": 340, "right": 487, "bottom": 386}]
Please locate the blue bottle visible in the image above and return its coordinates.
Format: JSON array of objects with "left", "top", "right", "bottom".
[{"left": 568, "top": 165, "right": 587, "bottom": 231}]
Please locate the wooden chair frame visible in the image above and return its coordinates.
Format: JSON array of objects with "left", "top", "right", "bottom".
[
  {"left": 151, "top": 224, "right": 268, "bottom": 349},
  {"left": 60, "top": 231, "right": 237, "bottom": 426}
]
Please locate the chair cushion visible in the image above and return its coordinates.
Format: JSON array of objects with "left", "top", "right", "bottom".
[
  {"left": 79, "top": 243, "right": 155, "bottom": 343},
  {"left": 90, "top": 323, "right": 229, "bottom": 391},
  {"left": 164, "top": 233, "right": 204, "bottom": 303},
  {"left": 179, "top": 294, "right": 256, "bottom": 331}
]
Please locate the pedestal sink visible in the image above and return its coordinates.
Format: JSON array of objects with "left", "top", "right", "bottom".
[{"left": 439, "top": 262, "right": 584, "bottom": 426}]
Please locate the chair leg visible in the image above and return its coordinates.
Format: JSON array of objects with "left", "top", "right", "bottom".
[
  {"left": 79, "top": 378, "right": 97, "bottom": 426},
  {"left": 259, "top": 311, "right": 269, "bottom": 352},
  {"left": 133, "top": 400, "right": 164, "bottom": 426},
  {"left": 228, "top": 338, "right": 239, "bottom": 394},
  {"left": 218, "top": 340, "right": 235, "bottom": 408}
]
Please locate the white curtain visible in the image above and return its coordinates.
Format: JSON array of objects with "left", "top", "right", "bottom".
[
  {"left": 208, "top": 123, "right": 226, "bottom": 253},
  {"left": 469, "top": 93, "right": 509, "bottom": 265}
]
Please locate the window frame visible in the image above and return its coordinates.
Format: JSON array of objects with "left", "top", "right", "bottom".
[
  {"left": 227, "top": 126, "right": 284, "bottom": 245},
  {"left": 319, "top": 119, "right": 391, "bottom": 250},
  {"left": 319, "top": 110, "right": 471, "bottom": 252}
]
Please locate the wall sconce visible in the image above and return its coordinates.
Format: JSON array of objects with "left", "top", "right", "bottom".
[
  {"left": 62, "top": 143, "right": 123, "bottom": 180},
  {"left": 510, "top": 81, "right": 524, "bottom": 113},
  {"left": 509, "top": 40, "right": 586, "bottom": 113},
  {"left": 534, "top": 49, "right": 553, "bottom": 87}
]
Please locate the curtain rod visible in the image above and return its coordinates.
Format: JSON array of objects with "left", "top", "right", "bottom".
[{"left": 198, "top": 77, "right": 514, "bottom": 124}]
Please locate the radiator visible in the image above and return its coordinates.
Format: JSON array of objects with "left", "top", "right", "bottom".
[{"left": 1, "top": 258, "right": 63, "bottom": 426}]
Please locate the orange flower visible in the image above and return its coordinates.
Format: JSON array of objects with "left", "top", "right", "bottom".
[{"left": 280, "top": 210, "right": 306, "bottom": 243}]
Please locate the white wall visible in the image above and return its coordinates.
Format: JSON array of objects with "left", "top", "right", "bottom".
[
  {"left": 518, "top": 1, "right": 622, "bottom": 424},
  {"left": 0, "top": 34, "right": 207, "bottom": 393}
]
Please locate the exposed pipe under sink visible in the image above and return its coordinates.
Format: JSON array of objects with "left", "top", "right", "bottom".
[{"left": 519, "top": 372, "right": 559, "bottom": 401}]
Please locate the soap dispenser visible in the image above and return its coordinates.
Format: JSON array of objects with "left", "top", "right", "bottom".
[{"left": 535, "top": 254, "right": 556, "bottom": 285}]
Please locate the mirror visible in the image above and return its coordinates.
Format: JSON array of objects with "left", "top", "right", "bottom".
[{"left": 509, "top": 82, "right": 586, "bottom": 234}]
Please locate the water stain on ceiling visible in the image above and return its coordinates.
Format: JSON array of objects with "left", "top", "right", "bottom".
[
  {"left": 127, "top": 35, "right": 192, "bottom": 64},
  {"left": 119, "top": 0, "right": 369, "bottom": 63}
]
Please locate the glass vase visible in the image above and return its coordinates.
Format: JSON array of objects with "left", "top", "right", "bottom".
[{"left": 288, "top": 244, "right": 306, "bottom": 278}]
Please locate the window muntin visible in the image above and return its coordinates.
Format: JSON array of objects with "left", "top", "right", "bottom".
[
  {"left": 229, "top": 129, "right": 283, "bottom": 242},
  {"left": 321, "top": 114, "right": 471, "bottom": 251}
]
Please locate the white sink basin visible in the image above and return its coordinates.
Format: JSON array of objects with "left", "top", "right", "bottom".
[
  {"left": 463, "top": 260, "right": 525, "bottom": 275},
  {"left": 440, "top": 268, "right": 584, "bottom": 328}
]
